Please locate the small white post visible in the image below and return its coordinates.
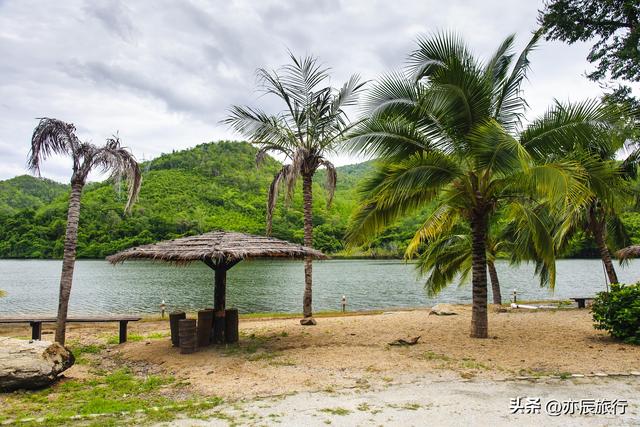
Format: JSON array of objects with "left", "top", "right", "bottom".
[
  {"left": 512, "top": 289, "right": 517, "bottom": 304},
  {"left": 341, "top": 295, "right": 346, "bottom": 313},
  {"left": 160, "top": 300, "right": 166, "bottom": 319}
]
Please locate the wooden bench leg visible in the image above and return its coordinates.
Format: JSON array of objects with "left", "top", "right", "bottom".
[
  {"left": 577, "top": 299, "right": 585, "bottom": 309},
  {"left": 119, "top": 321, "right": 128, "bottom": 344},
  {"left": 30, "top": 321, "right": 42, "bottom": 340}
]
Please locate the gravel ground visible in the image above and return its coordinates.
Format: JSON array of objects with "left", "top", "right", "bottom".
[{"left": 161, "top": 375, "right": 640, "bottom": 426}]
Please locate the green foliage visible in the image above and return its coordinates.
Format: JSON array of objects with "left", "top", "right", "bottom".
[
  {"left": 0, "top": 175, "right": 67, "bottom": 217},
  {"left": 0, "top": 141, "right": 394, "bottom": 257},
  {"left": 592, "top": 283, "right": 640, "bottom": 344},
  {"left": 0, "top": 368, "right": 201, "bottom": 425},
  {"left": 3, "top": 139, "right": 640, "bottom": 259},
  {"left": 539, "top": 0, "right": 640, "bottom": 83}
]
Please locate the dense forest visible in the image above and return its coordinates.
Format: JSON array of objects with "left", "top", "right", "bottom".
[{"left": 1, "top": 140, "right": 640, "bottom": 259}]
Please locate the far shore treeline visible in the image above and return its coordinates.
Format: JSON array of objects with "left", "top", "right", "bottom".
[{"left": 2, "top": 139, "right": 640, "bottom": 260}]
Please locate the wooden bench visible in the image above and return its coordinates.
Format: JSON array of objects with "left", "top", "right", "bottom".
[
  {"left": 571, "top": 297, "right": 594, "bottom": 309},
  {"left": 0, "top": 317, "right": 141, "bottom": 343}
]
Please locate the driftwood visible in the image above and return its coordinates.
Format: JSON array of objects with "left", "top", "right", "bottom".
[
  {"left": 388, "top": 336, "right": 421, "bottom": 346},
  {"left": 0, "top": 338, "right": 74, "bottom": 391},
  {"left": 429, "top": 304, "right": 459, "bottom": 316}
]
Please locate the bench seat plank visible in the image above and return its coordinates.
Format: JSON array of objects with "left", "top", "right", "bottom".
[
  {"left": 0, "top": 317, "right": 141, "bottom": 342},
  {"left": 0, "top": 317, "right": 141, "bottom": 323}
]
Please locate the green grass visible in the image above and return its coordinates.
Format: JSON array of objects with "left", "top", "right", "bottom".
[
  {"left": 421, "top": 351, "right": 452, "bottom": 362},
  {"left": 401, "top": 403, "right": 422, "bottom": 410},
  {"left": 0, "top": 368, "right": 221, "bottom": 426},
  {"left": 146, "top": 332, "right": 170, "bottom": 340},
  {"left": 67, "top": 342, "right": 106, "bottom": 366},
  {"left": 459, "top": 358, "right": 489, "bottom": 370},
  {"left": 106, "top": 333, "right": 144, "bottom": 345},
  {"left": 319, "top": 407, "right": 351, "bottom": 416}
]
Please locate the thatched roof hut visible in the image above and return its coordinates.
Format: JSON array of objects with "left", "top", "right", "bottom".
[
  {"left": 107, "top": 231, "right": 326, "bottom": 265},
  {"left": 616, "top": 245, "right": 640, "bottom": 261},
  {"left": 107, "top": 231, "right": 327, "bottom": 311}
]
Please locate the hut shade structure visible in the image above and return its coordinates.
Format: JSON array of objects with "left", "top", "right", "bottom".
[
  {"left": 616, "top": 245, "right": 640, "bottom": 261},
  {"left": 107, "top": 231, "right": 327, "bottom": 311}
]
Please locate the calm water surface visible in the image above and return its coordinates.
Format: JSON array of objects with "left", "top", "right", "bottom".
[{"left": 1, "top": 259, "right": 638, "bottom": 316}]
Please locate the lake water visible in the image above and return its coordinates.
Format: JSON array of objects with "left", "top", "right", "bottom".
[{"left": 0, "top": 259, "right": 639, "bottom": 316}]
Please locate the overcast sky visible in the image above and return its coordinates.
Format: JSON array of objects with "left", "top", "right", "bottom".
[{"left": 0, "top": 0, "right": 618, "bottom": 182}]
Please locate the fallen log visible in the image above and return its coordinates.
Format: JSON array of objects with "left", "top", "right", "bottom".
[{"left": 0, "top": 338, "right": 74, "bottom": 391}]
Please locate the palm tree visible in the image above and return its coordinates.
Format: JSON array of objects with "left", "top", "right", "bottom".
[
  {"left": 29, "top": 118, "right": 141, "bottom": 344},
  {"left": 347, "top": 32, "right": 615, "bottom": 338},
  {"left": 530, "top": 102, "right": 639, "bottom": 285},
  {"left": 224, "top": 54, "right": 365, "bottom": 325}
]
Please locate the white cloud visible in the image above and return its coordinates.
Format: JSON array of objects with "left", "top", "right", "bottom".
[{"left": 0, "top": 0, "right": 622, "bottom": 182}]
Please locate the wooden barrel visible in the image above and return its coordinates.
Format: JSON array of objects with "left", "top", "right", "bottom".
[
  {"left": 197, "top": 309, "right": 214, "bottom": 347},
  {"left": 225, "top": 308, "right": 239, "bottom": 343},
  {"left": 169, "top": 311, "right": 186, "bottom": 347},
  {"left": 179, "top": 319, "right": 197, "bottom": 354},
  {"left": 213, "top": 310, "right": 225, "bottom": 344}
]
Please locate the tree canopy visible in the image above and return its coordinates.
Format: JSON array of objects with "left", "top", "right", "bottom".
[{"left": 539, "top": 0, "right": 640, "bottom": 82}]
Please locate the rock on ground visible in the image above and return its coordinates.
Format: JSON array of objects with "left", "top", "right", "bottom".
[{"left": 0, "top": 338, "right": 74, "bottom": 391}]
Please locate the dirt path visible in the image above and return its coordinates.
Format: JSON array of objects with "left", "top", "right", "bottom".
[{"left": 161, "top": 376, "right": 640, "bottom": 426}]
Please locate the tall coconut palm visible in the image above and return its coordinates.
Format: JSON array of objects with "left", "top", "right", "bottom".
[
  {"left": 29, "top": 118, "right": 141, "bottom": 344},
  {"left": 224, "top": 54, "right": 365, "bottom": 325},
  {"left": 347, "top": 32, "right": 616, "bottom": 338},
  {"left": 527, "top": 101, "right": 640, "bottom": 285}
]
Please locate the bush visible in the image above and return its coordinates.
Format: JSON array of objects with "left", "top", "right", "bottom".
[{"left": 592, "top": 283, "right": 640, "bottom": 344}]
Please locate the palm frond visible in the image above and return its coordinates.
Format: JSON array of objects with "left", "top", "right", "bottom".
[
  {"left": 416, "top": 233, "right": 472, "bottom": 297},
  {"left": 29, "top": 118, "right": 80, "bottom": 176},
  {"left": 346, "top": 153, "right": 461, "bottom": 244},
  {"left": 406, "top": 203, "right": 459, "bottom": 257},
  {"left": 319, "top": 159, "right": 337, "bottom": 208},
  {"left": 521, "top": 99, "right": 617, "bottom": 160},
  {"left": 493, "top": 30, "right": 541, "bottom": 132},
  {"left": 266, "top": 164, "right": 296, "bottom": 235},
  {"left": 93, "top": 136, "right": 142, "bottom": 213}
]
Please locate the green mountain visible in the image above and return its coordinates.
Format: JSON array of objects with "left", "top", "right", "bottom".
[
  {"left": 0, "top": 175, "right": 68, "bottom": 216},
  {"left": 0, "top": 141, "right": 408, "bottom": 258},
  {"left": 2, "top": 140, "right": 639, "bottom": 259}
]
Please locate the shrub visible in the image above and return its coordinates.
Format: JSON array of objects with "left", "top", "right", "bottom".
[{"left": 592, "top": 283, "right": 640, "bottom": 344}]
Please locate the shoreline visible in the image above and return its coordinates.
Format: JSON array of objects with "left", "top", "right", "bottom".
[{"left": 0, "top": 300, "right": 578, "bottom": 322}]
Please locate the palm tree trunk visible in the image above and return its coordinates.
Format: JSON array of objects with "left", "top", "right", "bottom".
[
  {"left": 589, "top": 206, "right": 618, "bottom": 285},
  {"left": 487, "top": 260, "right": 502, "bottom": 305},
  {"left": 470, "top": 211, "right": 489, "bottom": 338},
  {"left": 54, "top": 181, "right": 84, "bottom": 345},
  {"left": 301, "top": 172, "right": 316, "bottom": 325}
]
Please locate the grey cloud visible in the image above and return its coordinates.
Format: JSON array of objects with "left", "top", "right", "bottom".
[
  {"left": 87, "top": 0, "right": 136, "bottom": 42},
  {"left": 0, "top": 0, "right": 614, "bottom": 182}
]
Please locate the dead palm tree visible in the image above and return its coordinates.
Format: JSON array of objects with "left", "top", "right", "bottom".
[
  {"left": 224, "top": 54, "right": 365, "bottom": 324},
  {"left": 28, "top": 118, "right": 141, "bottom": 344}
]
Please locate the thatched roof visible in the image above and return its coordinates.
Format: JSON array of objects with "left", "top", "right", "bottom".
[
  {"left": 616, "top": 245, "right": 640, "bottom": 261},
  {"left": 107, "top": 231, "right": 328, "bottom": 265}
]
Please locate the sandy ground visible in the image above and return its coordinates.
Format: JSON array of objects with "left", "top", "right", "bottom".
[
  {"left": 162, "top": 376, "right": 640, "bottom": 426},
  {"left": 2, "top": 305, "right": 638, "bottom": 400},
  {"left": 116, "top": 306, "right": 640, "bottom": 398}
]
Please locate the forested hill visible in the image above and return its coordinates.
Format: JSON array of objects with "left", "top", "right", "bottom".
[
  {"left": 0, "top": 175, "right": 68, "bottom": 217},
  {"left": 0, "top": 141, "right": 419, "bottom": 258},
  {"left": 2, "top": 140, "right": 640, "bottom": 259}
]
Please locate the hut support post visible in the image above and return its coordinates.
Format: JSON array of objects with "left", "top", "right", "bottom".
[
  {"left": 214, "top": 267, "right": 227, "bottom": 311},
  {"left": 203, "top": 258, "right": 241, "bottom": 312}
]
